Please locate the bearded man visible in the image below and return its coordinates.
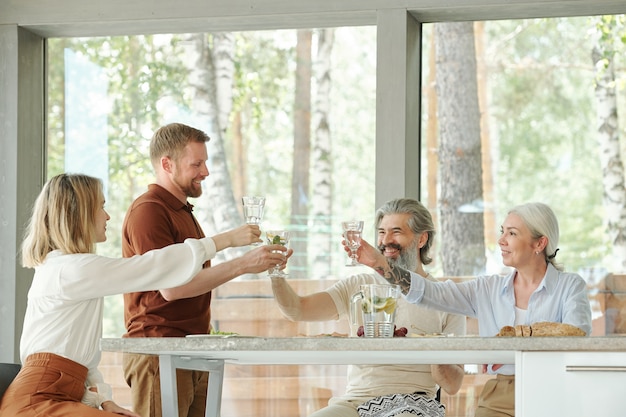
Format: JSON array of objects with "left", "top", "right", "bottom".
[
  {"left": 122, "top": 123, "right": 286, "bottom": 417},
  {"left": 271, "top": 198, "right": 466, "bottom": 417}
]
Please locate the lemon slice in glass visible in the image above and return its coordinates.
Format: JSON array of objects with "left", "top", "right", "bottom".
[
  {"left": 382, "top": 298, "right": 397, "bottom": 314},
  {"left": 372, "top": 296, "right": 396, "bottom": 313}
]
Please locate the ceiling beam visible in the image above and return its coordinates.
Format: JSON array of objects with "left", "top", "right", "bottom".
[{"left": 1, "top": 0, "right": 624, "bottom": 38}]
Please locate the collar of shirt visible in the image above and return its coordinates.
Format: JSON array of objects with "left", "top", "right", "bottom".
[
  {"left": 500, "top": 263, "right": 558, "bottom": 297},
  {"left": 148, "top": 183, "right": 192, "bottom": 212}
]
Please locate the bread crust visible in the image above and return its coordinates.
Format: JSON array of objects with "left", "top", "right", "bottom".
[
  {"left": 497, "top": 325, "right": 516, "bottom": 337},
  {"left": 496, "top": 322, "right": 585, "bottom": 337},
  {"left": 530, "top": 321, "right": 586, "bottom": 336}
]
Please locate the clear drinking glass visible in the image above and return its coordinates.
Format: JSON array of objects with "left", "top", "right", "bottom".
[
  {"left": 242, "top": 196, "right": 265, "bottom": 245},
  {"left": 266, "top": 230, "right": 290, "bottom": 278},
  {"left": 342, "top": 220, "right": 364, "bottom": 266},
  {"left": 242, "top": 196, "right": 265, "bottom": 225}
]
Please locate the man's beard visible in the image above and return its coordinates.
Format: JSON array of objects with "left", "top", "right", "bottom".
[
  {"left": 173, "top": 174, "right": 202, "bottom": 198},
  {"left": 380, "top": 238, "right": 419, "bottom": 271}
]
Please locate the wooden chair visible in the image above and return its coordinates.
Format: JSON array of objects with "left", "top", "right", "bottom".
[{"left": 0, "top": 363, "right": 21, "bottom": 400}]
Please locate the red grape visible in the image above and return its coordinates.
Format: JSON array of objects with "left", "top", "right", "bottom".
[{"left": 393, "top": 326, "right": 408, "bottom": 337}]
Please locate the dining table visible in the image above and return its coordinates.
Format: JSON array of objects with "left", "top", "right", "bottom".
[{"left": 100, "top": 335, "right": 626, "bottom": 417}]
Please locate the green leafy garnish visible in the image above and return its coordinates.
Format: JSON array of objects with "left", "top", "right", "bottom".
[
  {"left": 272, "top": 235, "right": 282, "bottom": 244},
  {"left": 209, "top": 329, "right": 238, "bottom": 336}
]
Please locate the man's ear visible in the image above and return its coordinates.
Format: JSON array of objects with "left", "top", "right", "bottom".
[
  {"left": 418, "top": 231, "right": 428, "bottom": 248},
  {"left": 161, "top": 156, "right": 173, "bottom": 173}
]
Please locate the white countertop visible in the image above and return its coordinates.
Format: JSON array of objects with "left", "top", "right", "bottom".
[{"left": 100, "top": 336, "right": 626, "bottom": 365}]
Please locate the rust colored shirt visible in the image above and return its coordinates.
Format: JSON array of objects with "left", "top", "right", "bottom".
[{"left": 122, "top": 184, "right": 211, "bottom": 337}]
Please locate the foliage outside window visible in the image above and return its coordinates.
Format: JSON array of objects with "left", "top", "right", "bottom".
[
  {"left": 48, "top": 28, "right": 378, "bottom": 337},
  {"left": 48, "top": 17, "right": 626, "bottom": 339},
  {"left": 420, "top": 17, "right": 626, "bottom": 283},
  {"left": 47, "top": 15, "right": 626, "bottom": 417}
]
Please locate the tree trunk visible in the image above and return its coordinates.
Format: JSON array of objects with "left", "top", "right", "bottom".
[
  {"left": 435, "top": 22, "right": 486, "bottom": 276},
  {"left": 311, "top": 28, "right": 335, "bottom": 279},
  {"left": 213, "top": 33, "right": 235, "bottom": 138},
  {"left": 230, "top": 111, "right": 246, "bottom": 200},
  {"left": 425, "top": 27, "right": 439, "bottom": 270},
  {"left": 182, "top": 33, "right": 244, "bottom": 263},
  {"left": 290, "top": 29, "right": 313, "bottom": 276},
  {"left": 474, "top": 21, "right": 497, "bottom": 251},
  {"left": 592, "top": 23, "right": 626, "bottom": 271}
]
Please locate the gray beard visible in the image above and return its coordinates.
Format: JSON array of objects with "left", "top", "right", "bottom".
[{"left": 387, "top": 238, "right": 419, "bottom": 271}]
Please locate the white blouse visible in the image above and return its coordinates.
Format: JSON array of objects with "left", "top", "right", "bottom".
[{"left": 20, "top": 237, "right": 217, "bottom": 403}]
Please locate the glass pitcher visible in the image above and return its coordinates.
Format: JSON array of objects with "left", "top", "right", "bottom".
[{"left": 350, "top": 284, "right": 401, "bottom": 337}]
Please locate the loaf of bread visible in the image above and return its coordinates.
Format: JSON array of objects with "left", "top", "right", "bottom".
[
  {"left": 512, "top": 325, "right": 531, "bottom": 336},
  {"left": 530, "top": 321, "right": 586, "bottom": 336},
  {"left": 497, "top": 325, "right": 516, "bottom": 337},
  {"left": 496, "top": 322, "right": 585, "bottom": 337}
]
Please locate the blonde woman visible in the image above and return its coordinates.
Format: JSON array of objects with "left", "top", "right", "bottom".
[{"left": 0, "top": 173, "right": 285, "bottom": 417}]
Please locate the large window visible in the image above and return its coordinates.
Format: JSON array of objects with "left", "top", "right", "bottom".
[
  {"left": 48, "top": 27, "right": 378, "bottom": 337},
  {"left": 47, "top": 15, "right": 626, "bottom": 417},
  {"left": 420, "top": 18, "right": 626, "bottom": 281}
]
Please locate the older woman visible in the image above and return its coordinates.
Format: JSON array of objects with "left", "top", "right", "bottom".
[{"left": 348, "top": 202, "right": 592, "bottom": 417}]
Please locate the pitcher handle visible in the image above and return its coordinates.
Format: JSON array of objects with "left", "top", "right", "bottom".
[{"left": 350, "top": 291, "right": 363, "bottom": 325}]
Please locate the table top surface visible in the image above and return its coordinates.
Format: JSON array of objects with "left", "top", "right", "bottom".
[{"left": 100, "top": 336, "right": 626, "bottom": 365}]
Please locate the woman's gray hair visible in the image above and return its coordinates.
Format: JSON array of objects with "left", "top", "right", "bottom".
[
  {"left": 375, "top": 198, "right": 435, "bottom": 265},
  {"left": 508, "top": 202, "right": 562, "bottom": 271}
]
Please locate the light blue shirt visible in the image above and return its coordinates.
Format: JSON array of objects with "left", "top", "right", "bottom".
[{"left": 405, "top": 263, "right": 592, "bottom": 375}]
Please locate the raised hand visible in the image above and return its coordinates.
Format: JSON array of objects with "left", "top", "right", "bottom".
[
  {"left": 242, "top": 244, "right": 291, "bottom": 274},
  {"left": 341, "top": 237, "right": 412, "bottom": 294},
  {"left": 341, "top": 237, "right": 383, "bottom": 269},
  {"left": 228, "top": 224, "right": 262, "bottom": 247}
]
